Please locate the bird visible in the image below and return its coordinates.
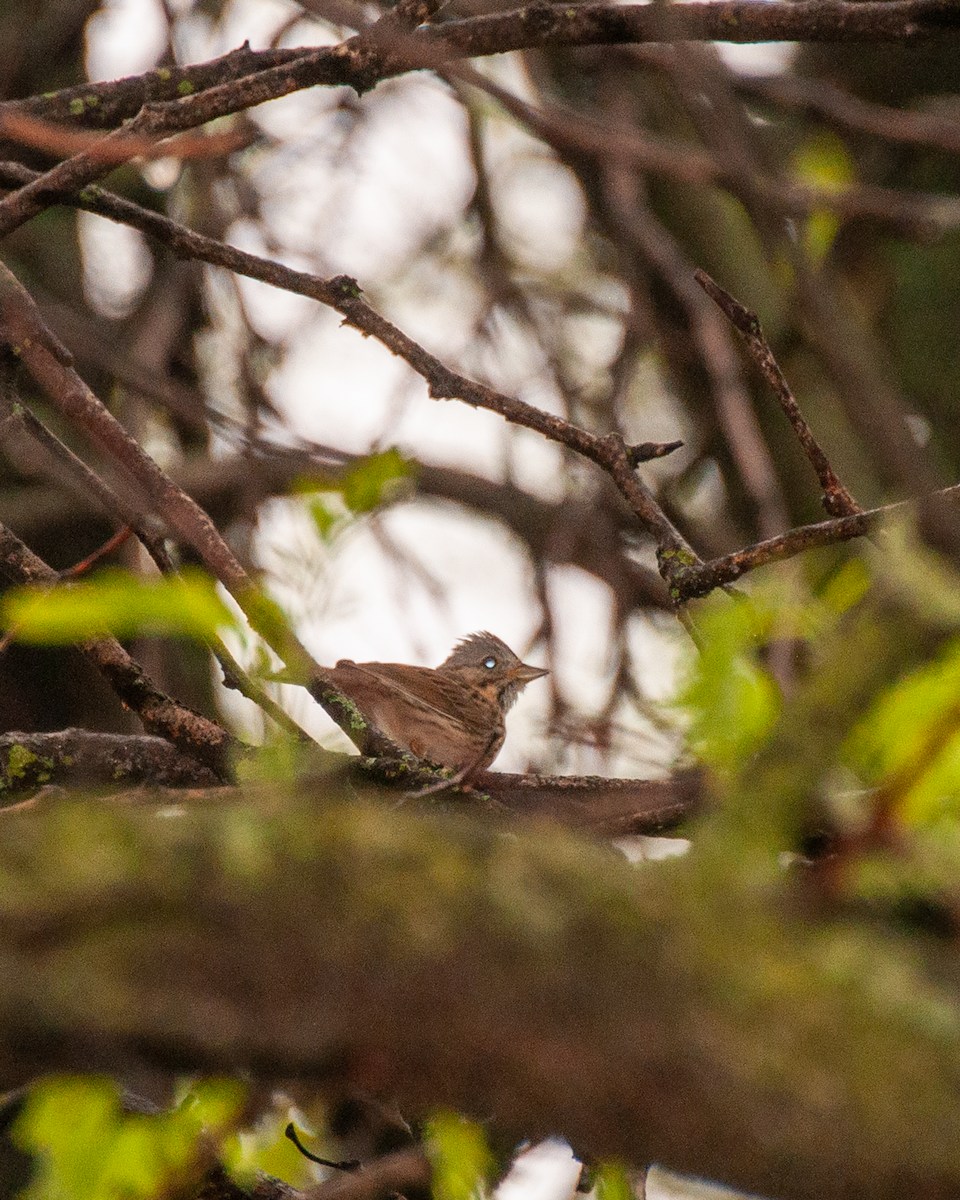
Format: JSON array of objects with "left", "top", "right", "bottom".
[{"left": 324, "top": 631, "right": 548, "bottom": 774}]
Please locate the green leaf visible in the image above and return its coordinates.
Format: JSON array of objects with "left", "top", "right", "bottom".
[
  {"left": 790, "top": 131, "right": 855, "bottom": 263},
  {"left": 12, "top": 1076, "right": 246, "bottom": 1200},
  {"left": 341, "top": 448, "right": 413, "bottom": 514},
  {"left": 297, "top": 450, "right": 415, "bottom": 542},
  {"left": 845, "top": 637, "right": 960, "bottom": 823},
  {"left": 682, "top": 595, "right": 782, "bottom": 772},
  {"left": 425, "top": 1111, "right": 494, "bottom": 1200},
  {"left": 594, "top": 1161, "right": 634, "bottom": 1200},
  {"left": 791, "top": 131, "right": 856, "bottom": 193},
  {"left": 2, "top": 568, "right": 234, "bottom": 644},
  {"left": 309, "top": 494, "right": 346, "bottom": 541}
]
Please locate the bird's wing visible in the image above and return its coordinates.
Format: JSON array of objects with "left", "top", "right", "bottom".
[{"left": 336, "top": 661, "right": 489, "bottom": 722}]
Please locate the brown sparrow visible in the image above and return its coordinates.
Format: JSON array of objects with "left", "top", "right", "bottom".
[{"left": 326, "top": 632, "right": 548, "bottom": 773}]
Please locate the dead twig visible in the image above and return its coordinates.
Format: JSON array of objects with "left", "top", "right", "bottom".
[{"left": 695, "top": 269, "right": 862, "bottom": 518}]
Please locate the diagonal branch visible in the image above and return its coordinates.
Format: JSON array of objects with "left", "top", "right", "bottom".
[
  {"left": 10, "top": 166, "right": 957, "bottom": 605},
  {"left": 0, "top": 522, "right": 234, "bottom": 776},
  {"left": 0, "top": 163, "right": 699, "bottom": 593},
  {"left": 695, "top": 270, "right": 862, "bottom": 519}
]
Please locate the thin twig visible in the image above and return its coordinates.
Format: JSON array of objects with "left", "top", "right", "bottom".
[
  {"left": 57, "top": 526, "right": 133, "bottom": 579},
  {"left": 0, "top": 526, "right": 134, "bottom": 659},
  {"left": 677, "top": 488, "right": 953, "bottom": 597},
  {"left": 695, "top": 269, "right": 862, "bottom": 518}
]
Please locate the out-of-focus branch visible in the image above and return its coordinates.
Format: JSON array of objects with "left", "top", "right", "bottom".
[
  {"left": 0, "top": 360, "right": 317, "bottom": 743},
  {"left": 451, "top": 65, "right": 960, "bottom": 237},
  {"left": 469, "top": 767, "right": 702, "bottom": 834},
  {"left": 588, "top": 112, "right": 789, "bottom": 541},
  {"left": 4, "top": 793, "right": 960, "bottom": 1200},
  {"left": 298, "top": 1147, "right": 431, "bottom": 1200},
  {"left": 740, "top": 72, "right": 960, "bottom": 158},
  {"left": 631, "top": 46, "right": 960, "bottom": 158},
  {"left": 0, "top": 2, "right": 955, "bottom": 241},
  {"left": 0, "top": 260, "right": 250, "bottom": 595},
  {"left": 0, "top": 451, "right": 675, "bottom": 613}
]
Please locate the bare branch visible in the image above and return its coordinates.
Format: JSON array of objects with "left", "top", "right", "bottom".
[
  {"left": 0, "top": 522, "right": 234, "bottom": 776},
  {"left": 695, "top": 270, "right": 862, "bottom": 518},
  {"left": 0, "top": 730, "right": 223, "bottom": 796},
  {"left": 0, "top": 3, "right": 955, "bottom": 241},
  {"left": 0, "top": 165, "right": 701, "bottom": 593}
]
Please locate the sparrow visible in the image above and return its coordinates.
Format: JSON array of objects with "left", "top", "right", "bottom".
[{"left": 325, "top": 631, "right": 548, "bottom": 774}]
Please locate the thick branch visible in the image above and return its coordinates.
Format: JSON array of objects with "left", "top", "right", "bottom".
[
  {"left": 0, "top": 730, "right": 223, "bottom": 796},
  {"left": 1, "top": 794, "right": 960, "bottom": 1200}
]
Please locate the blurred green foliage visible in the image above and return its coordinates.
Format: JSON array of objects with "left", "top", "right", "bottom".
[
  {"left": 425, "top": 1111, "right": 494, "bottom": 1200},
  {"left": 681, "top": 526, "right": 960, "bottom": 918},
  {"left": 12, "top": 1077, "right": 245, "bottom": 1200},
  {"left": 223, "top": 1110, "right": 319, "bottom": 1188},
  {"left": 594, "top": 1161, "right": 634, "bottom": 1200},
  {"left": 305, "top": 449, "right": 415, "bottom": 542},
  {"left": 1, "top": 568, "right": 234, "bottom": 643},
  {"left": 789, "top": 131, "right": 856, "bottom": 264},
  {"left": 681, "top": 558, "right": 870, "bottom": 773}
]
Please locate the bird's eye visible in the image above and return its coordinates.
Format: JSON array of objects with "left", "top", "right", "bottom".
[{"left": 483, "top": 656, "right": 497, "bottom": 669}]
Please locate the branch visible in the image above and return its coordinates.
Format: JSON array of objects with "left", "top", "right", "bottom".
[
  {"left": 467, "top": 766, "right": 703, "bottom": 835},
  {"left": 0, "top": 163, "right": 699, "bottom": 594},
  {"left": 739, "top": 70, "right": 960, "bottom": 158},
  {"left": 0, "top": 522, "right": 234, "bottom": 776},
  {"left": 695, "top": 270, "right": 862, "bottom": 519},
  {"left": 0, "top": 3, "right": 955, "bottom": 131},
  {"left": 679, "top": 503, "right": 901, "bottom": 596},
  {"left": 7, "top": 169, "right": 955, "bottom": 604},
  {"left": 0, "top": 258, "right": 350, "bottom": 716},
  {"left": 0, "top": 3, "right": 955, "bottom": 240},
  {"left": 3, "top": 793, "right": 960, "bottom": 1200},
  {"left": 0, "top": 353, "right": 173, "bottom": 571},
  {"left": 0, "top": 730, "right": 223, "bottom": 796},
  {"left": 452, "top": 65, "right": 960, "bottom": 238},
  {"left": 298, "top": 1148, "right": 431, "bottom": 1200}
]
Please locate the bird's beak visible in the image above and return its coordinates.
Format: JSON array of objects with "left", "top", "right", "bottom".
[{"left": 511, "top": 662, "right": 549, "bottom": 683}]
